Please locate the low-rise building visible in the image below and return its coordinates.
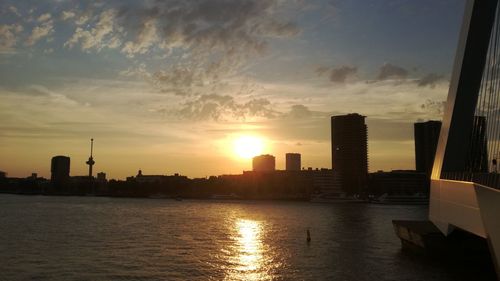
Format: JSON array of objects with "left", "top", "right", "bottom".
[{"left": 369, "top": 170, "right": 429, "bottom": 196}]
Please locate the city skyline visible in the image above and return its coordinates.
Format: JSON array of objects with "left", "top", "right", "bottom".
[
  {"left": 3, "top": 111, "right": 440, "bottom": 181},
  {"left": 0, "top": 0, "right": 466, "bottom": 179}
]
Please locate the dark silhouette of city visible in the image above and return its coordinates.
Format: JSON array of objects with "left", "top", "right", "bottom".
[{"left": 0, "top": 114, "right": 433, "bottom": 202}]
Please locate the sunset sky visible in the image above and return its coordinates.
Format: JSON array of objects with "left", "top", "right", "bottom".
[{"left": 0, "top": 0, "right": 465, "bottom": 179}]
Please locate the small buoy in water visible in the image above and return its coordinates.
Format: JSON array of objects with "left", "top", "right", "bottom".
[{"left": 307, "top": 229, "right": 311, "bottom": 243}]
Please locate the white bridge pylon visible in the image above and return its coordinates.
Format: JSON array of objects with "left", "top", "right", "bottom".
[{"left": 429, "top": 0, "right": 500, "bottom": 273}]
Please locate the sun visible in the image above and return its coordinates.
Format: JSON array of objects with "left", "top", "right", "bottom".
[{"left": 233, "top": 136, "right": 264, "bottom": 159}]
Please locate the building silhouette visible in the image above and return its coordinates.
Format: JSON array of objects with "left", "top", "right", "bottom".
[
  {"left": 286, "top": 153, "right": 301, "bottom": 171},
  {"left": 369, "top": 170, "right": 428, "bottom": 196},
  {"left": 51, "top": 156, "right": 70, "bottom": 187},
  {"left": 252, "top": 154, "right": 276, "bottom": 172},
  {"left": 414, "top": 120, "right": 442, "bottom": 176},
  {"left": 97, "top": 172, "right": 106, "bottom": 182},
  {"left": 307, "top": 168, "right": 344, "bottom": 199},
  {"left": 331, "top": 113, "right": 368, "bottom": 194}
]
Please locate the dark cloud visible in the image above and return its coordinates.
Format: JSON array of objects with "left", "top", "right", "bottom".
[
  {"left": 329, "top": 65, "right": 357, "bottom": 83},
  {"left": 376, "top": 63, "right": 408, "bottom": 80},
  {"left": 420, "top": 99, "right": 445, "bottom": 115},
  {"left": 243, "top": 98, "right": 276, "bottom": 118},
  {"left": 315, "top": 66, "right": 329, "bottom": 76},
  {"left": 281, "top": 104, "right": 334, "bottom": 120},
  {"left": 285, "top": 104, "right": 313, "bottom": 119},
  {"left": 152, "top": 67, "right": 202, "bottom": 96},
  {"left": 171, "top": 94, "right": 277, "bottom": 121},
  {"left": 416, "top": 73, "right": 445, "bottom": 87},
  {"left": 315, "top": 65, "right": 357, "bottom": 83},
  {"left": 167, "top": 98, "right": 325, "bottom": 122},
  {"left": 114, "top": 0, "right": 299, "bottom": 55},
  {"left": 105, "top": 0, "right": 299, "bottom": 95}
]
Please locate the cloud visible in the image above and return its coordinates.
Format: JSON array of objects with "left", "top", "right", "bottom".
[
  {"left": 8, "top": 6, "right": 21, "bottom": 17},
  {"left": 376, "top": 63, "right": 408, "bottom": 80},
  {"left": 262, "top": 76, "right": 448, "bottom": 122},
  {"left": 141, "top": 0, "right": 300, "bottom": 93},
  {"left": 64, "top": 9, "right": 120, "bottom": 51},
  {"left": 63, "top": 0, "right": 299, "bottom": 59},
  {"left": 151, "top": 67, "right": 203, "bottom": 96},
  {"left": 26, "top": 20, "right": 54, "bottom": 46},
  {"left": 121, "top": 19, "right": 158, "bottom": 57},
  {"left": 0, "top": 24, "right": 23, "bottom": 53},
  {"left": 416, "top": 73, "right": 446, "bottom": 87},
  {"left": 329, "top": 65, "right": 357, "bottom": 83},
  {"left": 107, "top": 35, "right": 122, "bottom": 48},
  {"left": 315, "top": 65, "right": 358, "bottom": 83},
  {"left": 61, "top": 0, "right": 300, "bottom": 95},
  {"left": 119, "top": 63, "right": 150, "bottom": 79},
  {"left": 420, "top": 99, "right": 445, "bottom": 115},
  {"left": 3, "top": 85, "right": 81, "bottom": 107},
  {"left": 315, "top": 66, "right": 330, "bottom": 76},
  {"left": 243, "top": 98, "right": 277, "bottom": 118},
  {"left": 37, "top": 13, "right": 51, "bottom": 23},
  {"left": 284, "top": 104, "right": 313, "bottom": 119},
  {"left": 61, "top": 10, "right": 76, "bottom": 21},
  {"left": 169, "top": 94, "right": 277, "bottom": 121},
  {"left": 168, "top": 95, "right": 326, "bottom": 122},
  {"left": 75, "top": 14, "right": 90, "bottom": 26}
]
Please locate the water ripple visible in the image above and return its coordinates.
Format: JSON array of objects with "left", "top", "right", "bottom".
[{"left": 0, "top": 195, "right": 495, "bottom": 280}]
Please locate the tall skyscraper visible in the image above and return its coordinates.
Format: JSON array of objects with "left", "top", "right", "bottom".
[
  {"left": 331, "top": 113, "right": 368, "bottom": 194},
  {"left": 252, "top": 154, "right": 276, "bottom": 172},
  {"left": 51, "top": 155, "right": 70, "bottom": 185},
  {"left": 286, "top": 153, "right": 301, "bottom": 171},
  {"left": 414, "top": 120, "right": 441, "bottom": 176}
]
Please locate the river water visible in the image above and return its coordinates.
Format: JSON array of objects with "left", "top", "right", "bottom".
[{"left": 0, "top": 194, "right": 494, "bottom": 280}]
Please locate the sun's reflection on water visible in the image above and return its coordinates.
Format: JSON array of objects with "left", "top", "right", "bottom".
[{"left": 225, "top": 219, "right": 268, "bottom": 280}]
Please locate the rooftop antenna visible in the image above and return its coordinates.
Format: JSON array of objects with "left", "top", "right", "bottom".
[{"left": 86, "top": 138, "right": 95, "bottom": 178}]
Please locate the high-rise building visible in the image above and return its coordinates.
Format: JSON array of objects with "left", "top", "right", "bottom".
[
  {"left": 331, "top": 113, "right": 368, "bottom": 194},
  {"left": 252, "top": 154, "right": 276, "bottom": 172},
  {"left": 414, "top": 120, "right": 441, "bottom": 176},
  {"left": 286, "top": 153, "right": 301, "bottom": 171},
  {"left": 51, "top": 156, "right": 70, "bottom": 185}
]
